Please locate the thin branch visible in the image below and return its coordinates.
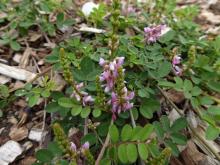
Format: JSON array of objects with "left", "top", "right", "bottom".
[{"left": 95, "top": 120, "right": 113, "bottom": 165}]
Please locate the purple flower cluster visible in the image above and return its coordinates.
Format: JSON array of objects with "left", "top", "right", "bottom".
[
  {"left": 99, "top": 57, "right": 125, "bottom": 92},
  {"left": 144, "top": 25, "right": 166, "bottom": 43},
  {"left": 110, "top": 88, "right": 134, "bottom": 120},
  {"left": 172, "top": 55, "right": 183, "bottom": 76},
  {"left": 99, "top": 57, "right": 134, "bottom": 120},
  {"left": 70, "top": 141, "right": 89, "bottom": 152},
  {"left": 71, "top": 82, "right": 94, "bottom": 106}
]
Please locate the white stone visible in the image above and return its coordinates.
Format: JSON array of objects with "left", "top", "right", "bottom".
[
  {"left": 81, "top": 2, "right": 99, "bottom": 17},
  {"left": 28, "top": 128, "right": 46, "bottom": 142},
  {"left": 0, "top": 63, "right": 36, "bottom": 82},
  {"left": 13, "top": 54, "right": 21, "bottom": 63},
  {"left": 0, "top": 140, "right": 23, "bottom": 165}
]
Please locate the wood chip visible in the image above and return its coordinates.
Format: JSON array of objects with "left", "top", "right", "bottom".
[
  {"left": 8, "top": 116, "right": 18, "bottom": 125},
  {"left": 181, "top": 140, "right": 204, "bottom": 165},
  {"left": 19, "top": 47, "right": 32, "bottom": 69},
  {"left": 29, "top": 33, "right": 42, "bottom": 42},
  {"left": 22, "top": 141, "right": 33, "bottom": 151},
  {"left": 0, "top": 75, "right": 10, "bottom": 84},
  {"left": 192, "top": 126, "right": 220, "bottom": 158},
  {"left": 9, "top": 126, "right": 28, "bottom": 141},
  {"left": 0, "top": 63, "right": 36, "bottom": 81},
  {"left": 28, "top": 128, "right": 47, "bottom": 142},
  {"left": 20, "top": 156, "right": 36, "bottom": 165},
  {"left": 200, "top": 10, "right": 220, "bottom": 25},
  {"left": 0, "top": 140, "right": 23, "bottom": 165},
  {"left": 79, "top": 26, "right": 106, "bottom": 33},
  {"left": 166, "top": 89, "right": 185, "bottom": 104}
]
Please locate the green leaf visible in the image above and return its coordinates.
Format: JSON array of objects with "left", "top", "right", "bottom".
[
  {"left": 100, "top": 158, "right": 111, "bottom": 165},
  {"left": 0, "top": 85, "right": 9, "bottom": 98},
  {"left": 56, "top": 13, "right": 64, "bottom": 24},
  {"left": 0, "top": 39, "right": 10, "bottom": 45},
  {"left": 165, "top": 139, "right": 179, "bottom": 157},
  {"left": 207, "top": 106, "right": 220, "bottom": 115},
  {"left": 71, "top": 104, "right": 82, "bottom": 116},
  {"left": 206, "top": 125, "right": 220, "bottom": 140},
  {"left": 126, "top": 144, "right": 138, "bottom": 163},
  {"left": 28, "top": 94, "right": 40, "bottom": 107},
  {"left": 48, "top": 142, "right": 62, "bottom": 156},
  {"left": 139, "top": 124, "right": 154, "bottom": 141},
  {"left": 199, "top": 96, "right": 214, "bottom": 105},
  {"left": 140, "top": 99, "right": 160, "bottom": 119},
  {"left": 80, "top": 107, "right": 91, "bottom": 118},
  {"left": 184, "top": 90, "right": 192, "bottom": 99},
  {"left": 138, "top": 143, "right": 148, "bottom": 160},
  {"left": 121, "top": 124, "right": 133, "bottom": 141},
  {"left": 160, "top": 115, "right": 170, "bottom": 132},
  {"left": 190, "top": 97, "right": 199, "bottom": 108},
  {"left": 109, "top": 124, "right": 119, "bottom": 143},
  {"left": 171, "top": 133, "right": 187, "bottom": 145},
  {"left": 45, "top": 102, "right": 62, "bottom": 113},
  {"left": 41, "top": 90, "right": 50, "bottom": 98},
  {"left": 58, "top": 97, "right": 74, "bottom": 108},
  {"left": 183, "top": 79, "right": 193, "bottom": 91},
  {"left": 92, "top": 109, "right": 101, "bottom": 118},
  {"left": 158, "top": 81, "right": 174, "bottom": 87},
  {"left": 138, "top": 88, "right": 150, "bottom": 98},
  {"left": 171, "top": 117, "right": 187, "bottom": 132},
  {"left": 118, "top": 144, "right": 128, "bottom": 163},
  {"left": 158, "top": 61, "right": 172, "bottom": 77},
  {"left": 159, "top": 30, "right": 176, "bottom": 43},
  {"left": 153, "top": 121, "right": 164, "bottom": 139},
  {"left": 0, "top": 110, "right": 3, "bottom": 118},
  {"left": 191, "top": 86, "right": 202, "bottom": 96},
  {"left": 36, "top": 149, "right": 54, "bottom": 163},
  {"left": 207, "top": 81, "right": 220, "bottom": 93},
  {"left": 10, "top": 41, "right": 21, "bottom": 51},
  {"left": 81, "top": 133, "right": 97, "bottom": 146},
  {"left": 73, "top": 57, "right": 100, "bottom": 81},
  {"left": 131, "top": 126, "right": 142, "bottom": 141},
  {"left": 131, "top": 108, "right": 139, "bottom": 120},
  {"left": 24, "top": 83, "right": 32, "bottom": 91},
  {"left": 148, "top": 143, "right": 160, "bottom": 157},
  {"left": 174, "top": 77, "right": 183, "bottom": 89},
  {"left": 15, "top": 89, "right": 27, "bottom": 96}
]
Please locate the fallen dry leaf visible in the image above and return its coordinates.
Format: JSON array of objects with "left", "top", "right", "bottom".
[{"left": 9, "top": 126, "right": 28, "bottom": 141}]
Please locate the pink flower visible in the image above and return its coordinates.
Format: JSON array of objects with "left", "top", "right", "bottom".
[
  {"left": 110, "top": 88, "right": 134, "bottom": 120},
  {"left": 98, "top": 57, "right": 134, "bottom": 120},
  {"left": 70, "top": 142, "right": 77, "bottom": 152},
  {"left": 82, "top": 141, "right": 90, "bottom": 150},
  {"left": 144, "top": 25, "right": 166, "bottom": 43},
  {"left": 71, "top": 82, "right": 94, "bottom": 106},
  {"left": 173, "top": 65, "right": 183, "bottom": 76},
  {"left": 99, "top": 57, "right": 125, "bottom": 92},
  {"left": 172, "top": 55, "right": 181, "bottom": 65},
  {"left": 127, "top": 6, "right": 136, "bottom": 13},
  {"left": 83, "top": 95, "right": 94, "bottom": 106},
  {"left": 172, "top": 55, "right": 183, "bottom": 76},
  {"left": 99, "top": 58, "right": 106, "bottom": 66}
]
